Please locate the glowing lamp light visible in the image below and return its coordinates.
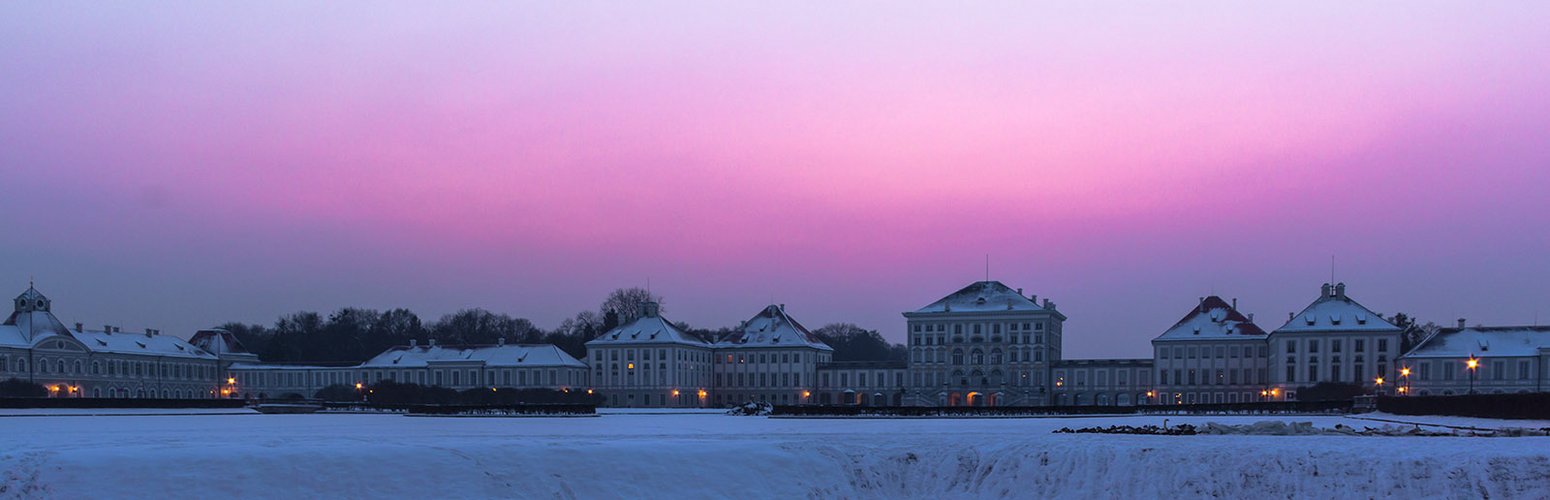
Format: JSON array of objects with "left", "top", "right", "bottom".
[
  {"left": 586, "top": 389, "right": 594, "bottom": 395},
  {"left": 1270, "top": 388, "right": 1280, "bottom": 396},
  {"left": 1260, "top": 390, "right": 1268, "bottom": 397},
  {"left": 1400, "top": 367, "right": 1411, "bottom": 377},
  {"left": 1146, "top": 391, "right": 1155, "bottom": 398},
  {"left": 627, "top": 363, "right": 635, "bottom": 370},
  {"left": 1375, "top": 377, "right": 1385, "bottom": 386},
  {"left": 1466, "top": 357, "right": 1479, "bottom": 370},
  {"left": 697, "top": 389, "right": 707, "bottom": 399},
  {"left": 355, "top": 382, "right": 364, "bottom": 390},
  {"left": 227, "top": 377, "right": 236, "bottom": 385},
  {"left": 802, "top": 391, "right": 811, "bottom": 398},
  {"left": 491, "top": 387, "right": 498, "bottom": 392}
]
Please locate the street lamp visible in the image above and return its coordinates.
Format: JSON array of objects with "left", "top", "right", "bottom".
[
  {"left": 1466, "top": 356, "right": 1479, "bottom": 395},
  {"left": 1374, "top": 377, "right": 1385, "bottom": 395},
  {"left": 1400, "top": 366, "right": 1411, "bottom": 396}
]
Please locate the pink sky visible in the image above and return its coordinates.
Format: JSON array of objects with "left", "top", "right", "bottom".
[{"left": 3, "top": 2, "right": 1548, "bottom": 358}]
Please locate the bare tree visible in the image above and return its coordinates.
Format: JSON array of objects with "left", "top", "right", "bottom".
[{"left": 600, "top": 287, "right": 664, "bottom": 324}]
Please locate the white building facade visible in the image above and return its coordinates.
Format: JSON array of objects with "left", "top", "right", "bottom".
[
  {"left": 903, "top": 281, "right": 1065, "bottom": 407},
  {"left": 711, "top": 304, "right": 833, "bottom": 406},
  {"left": 1398, "top": 323, "right": 1550, "bottom": 396},
  {"left": 0, "top": 286, "right": 230, "bottom": 399},
  {"left": 1152, "top": 296, "right": 1271, "bottom": 405},
  {"left": 585, "top": 302, "right": 715, "bottom": 407},
  {"left": 1266, "top": 283, "right": 1403, "bottom": 401}
]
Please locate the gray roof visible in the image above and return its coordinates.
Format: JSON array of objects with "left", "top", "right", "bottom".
[
  {"left": 72, "top": 329, "right": 217, "bottom": 360},
  {"left": 714, "top": 305, "right": 832, "bottom": 351},
  {"left": 1404, "top": 326, "right": 1550, "bottom": 359},
  {"left": 1154, "top": 296, "right": 1267, "bottom": 342},
  {"left": 1273, "top": 283, "right": 1400, "bottom": 334},
  {"left": 910, "top": 281, "right": 1053, "bottom": 315},
  {"left": 586, "top": 310, "right": 710, "bottom": 348},
  {"left": 360, "top": 344, "right": 586, "bottom": 368}
]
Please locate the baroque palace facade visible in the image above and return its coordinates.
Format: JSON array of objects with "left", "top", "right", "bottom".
[{"left": 11, "top": 281, "right": 1549, "bottom": 406}]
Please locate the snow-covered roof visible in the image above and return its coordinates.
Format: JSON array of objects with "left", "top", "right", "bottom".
[
  {"left": 1272, "top": 283, "right": 1400, "bottom": 334},
  {"left": 1403, "top": 326, "right": 1550, "bottom": 359},
  {"left": 586, "top": 304, "right": 710, "bottom": 348},
  {"left": 228, "top": 362, "right": 346, "bottom": 371},
  {"left": 360, "top": 344, "right": 586, "bottom": 368},
  {"left": 714, "top": 305, "right": 833, "bottom": 351},
  {"left": 189, "top": 329, "right": 251, "bottom": 355},
  {"left": 0, "top": 324, "right": 62, "bottom": 348},
  {"left": 71, "top": 329, "right": 217, "bottom": 360},
  {"left": 1154, "top": 296, "right": 1267, "bottom": 342},
  {"left": 910, "top": 281, "right": 1054, "bottom": 315}
]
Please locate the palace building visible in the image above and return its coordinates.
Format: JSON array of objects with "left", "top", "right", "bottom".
[
  {"left": 0, "top": 285, "right": 233, "bottom": 398},
  {"left": 19, "top": 280, "right": 1549, "bottom": 406}
]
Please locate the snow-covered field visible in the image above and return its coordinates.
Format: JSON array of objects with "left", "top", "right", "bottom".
[{"left": 3, "top": 411, "right": 1549, "bottom": 499}]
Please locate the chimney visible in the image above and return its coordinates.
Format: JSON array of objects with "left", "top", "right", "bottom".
[
  {"left": 1042, "top": 298, "right": 1052, "bottom": 309},
  {"left": 1016, "top": 288, "right": 1023, "bottom": 296},
  {"left": 497, "top": 336, "right": 506, "bottom": 346},
  {"left": 1288, "top": 312, "right": 1294, "bottom": 321},
  {"left": 1030, "top": 294, "right": 1037, "bottom": 303},
  {"left": 104, "top": 324, "right": 113, "bottom": 335},
  {"left": 1231, "top": 298, "right": 1238, "bottom": 311},
  {"left": 409, "top": 339, "right": 417, "bottom": 348},
  {"left": 428, "top": 338, "right": 437, "bottom": 347},
  {"left": 1334, "top": 283, "right": 1346, "bottom": 299},
  {"left": 145, "top": 328, "right": 154, "bottom": 338},
  {"left": 74, "top": 322, "right": 82, "bottom": 332},
  {"left": 1248, "top": 313, "right": 1255, "bottom": 323},
  {"left": 640, "top": 301, "right": 660, "bottom": 318},
  {"left": 1458, "top": 318, "right": 1467, "bottom": 329}
]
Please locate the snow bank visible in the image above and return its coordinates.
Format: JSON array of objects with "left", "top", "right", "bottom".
[{"left": 3, "top": 414, "right": 1549, "bottom": 499}]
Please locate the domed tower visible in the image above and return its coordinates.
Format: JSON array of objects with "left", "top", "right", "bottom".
[{"left": 4, "top": 284, "right": 71, "bottom": 343}]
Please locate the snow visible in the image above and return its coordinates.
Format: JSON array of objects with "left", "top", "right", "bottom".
[
  {"left": 1153, "top": 297, "right": 1266, "bottom": 341},
  {"left": 4, "top": 412, "right": 1550, "bottom": 498},
  {"left": 358, "top": 344, "right": 586, "bottom": 368},
  {"left": 714, "top": 305, "right": 833, "bottom": 350},
  {"left": 1273, "top": 287, "right": 1401, "bottom": 334},
  {"left": 586, "top": 314, "right": 710, "bottom": 347},
  {"left": 910, "top": 281, "right": 1054, "bottom": 314},
  {"left": 1404, "top": 326, "right": 1550, "bottom": 358}
]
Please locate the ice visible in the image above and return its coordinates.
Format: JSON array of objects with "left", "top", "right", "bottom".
[{"left": 2, "top": 412, "right": 1549, "bottom": 498}]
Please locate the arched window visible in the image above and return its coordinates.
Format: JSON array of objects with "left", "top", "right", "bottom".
[
  {"left": 990, "top": 349, "right": 1003, "bottom": 364},
  {"left": 73, "top": 360, "right": 82, "bottom": 374},
  {"left": 57, "top": 360, "right": 66, "bottom": 374},
  {"left": 951, "top": 349, "right": 964, "bottom": 365},
  {"left": 971, "top": 349, "right": 984, "bottom": 365}
]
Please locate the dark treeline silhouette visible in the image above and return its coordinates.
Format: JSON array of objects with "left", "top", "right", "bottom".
[{"left": 222, "top": 288, "right": 905, "bottom": 364}]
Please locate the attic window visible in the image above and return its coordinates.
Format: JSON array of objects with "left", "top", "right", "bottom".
[
  {"left": 1192, "top": 327, "right": 1201, "bottom": 335},
  {"left": 1330, "top": 315, "right": 1341, "bottom": 326},
  {"left": 1304, "top": 315, "right": 1315, "bottom": 326}
]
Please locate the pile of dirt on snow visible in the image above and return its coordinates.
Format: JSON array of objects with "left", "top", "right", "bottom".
[
  {"left": 725, "top": 402, "right": 773, "bottom": 416},
  {"left": 1055, "top": 420, "right": 1550, "bottom": 437}
]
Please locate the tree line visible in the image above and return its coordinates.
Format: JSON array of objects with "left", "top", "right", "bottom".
[{"left": 219, "top": 288, "right": 907, "bottom": 364}]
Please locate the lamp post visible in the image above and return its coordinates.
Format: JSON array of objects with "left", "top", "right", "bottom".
[
  {"left": 1400, "top": 366, "right": 1411, "bottom": 396},
  {"left": 1466, "top": 356, "right": 1479, "bottom": 395},
  {"left": 1374, "top": 377, "right": 1384, "bottom": 395}
]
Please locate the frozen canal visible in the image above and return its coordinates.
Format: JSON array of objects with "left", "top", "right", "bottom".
[{"left": 3, "top": 410, "right": 1548, "bottom": 499}]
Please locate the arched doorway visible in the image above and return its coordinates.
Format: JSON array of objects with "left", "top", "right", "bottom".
[
  {"left": 948, "top": 392, "right": 962, "bottom": 406},
  {"left": 872, "top": 393, "right": 886, "bottom": 406},
  {"left": 966, "top": 391, "right": 983, "bottom": 407}
]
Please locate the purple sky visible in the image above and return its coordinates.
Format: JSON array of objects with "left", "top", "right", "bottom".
[{"left": 2, "top": 3, "right": 1548, "bottom": 358}]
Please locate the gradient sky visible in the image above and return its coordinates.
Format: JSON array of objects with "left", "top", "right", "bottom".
[{"left": 2, "top": 2, "right": 1548, "bottom": 358}]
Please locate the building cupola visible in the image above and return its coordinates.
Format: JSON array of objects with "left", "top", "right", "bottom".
[{"left": 640, "top": 301, "right": 661, "bottom": 318}]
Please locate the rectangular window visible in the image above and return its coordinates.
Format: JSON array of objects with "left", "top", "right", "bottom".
[
  {"left": 1521, "top": 361, "right": 1532, "bottom": 380},
  {"left": 1286, "top": 341, "right": 1296, "bottom": 353},
  {"left": 1286, "top": 366, "right": 1296, "bottom": 383},
  {"left": 1378, "top": 339, "right": 1388, "bottom": 352}
]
